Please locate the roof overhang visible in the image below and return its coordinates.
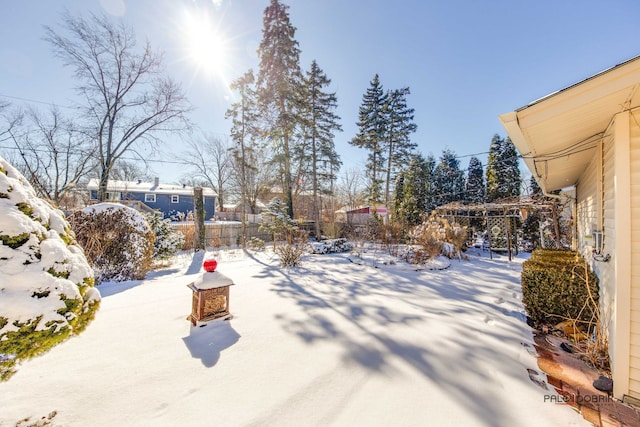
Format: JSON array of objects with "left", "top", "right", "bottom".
[{"left": 499, "top": 55, "right": 640, "bottom": 193}]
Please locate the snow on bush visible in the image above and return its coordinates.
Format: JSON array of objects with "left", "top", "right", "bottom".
[
  {"left": 145, "top": 211, "right": 185, "bottom": 262},
  {"left": 307, "top": 238, "right": 354, "bottom": 254},
  {"left": 0, "top": 157, "right": 100, "bottom": 381},
  {"left": 247, "top": 237, "right": 265, "bottom": 251},
  {"left": 409, "top": 214, "right": 468, "bottom": 261},
  {"left": 69, "top": 203, "right": 155, "bottom": 283}
]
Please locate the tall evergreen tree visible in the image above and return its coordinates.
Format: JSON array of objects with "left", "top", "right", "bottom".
[
  {"left": 528, "top": 175, "right": 542, "bottom": 196},
  {"left": 465, "top": 156, "right": 485, "bottom": 204},
  {"left": 486, "top": 134, "right": 521, "bottom": 201},
  {"left": 350, "top": 74, "right": 388, "bottom": 203},
  {"left": 383, "top": 87, "right": 417, "bottom": 206},
  {"left": 299, "top": 60, "right": 342, "bottom": 238},
  {"left": 502, "top": 137, "right": 521, "bottom": 198},
  {"left": 485, "top": 134, "right": 503, "bottom": 202},
  {"left": 423, "top": 154, "right": 438, "bottom": 212},
  {"left": 226, "top": 70, "right": 259, "bottom": 247},
  {"left": 256, "top": 0, "right": 303, "bottom": 218},
  {"left": 393, "top": 153, "right": 431, "bottom": 228},
  {"left": 432, "top": 149, "right": 465, "bottom": 207}
]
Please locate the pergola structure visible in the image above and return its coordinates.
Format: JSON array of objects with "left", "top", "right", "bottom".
[{"left": 434, "top": 198, "right": 563, "bottom": 260}]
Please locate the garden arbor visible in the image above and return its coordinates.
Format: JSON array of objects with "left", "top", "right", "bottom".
[{"left": 434, "top": 198, "right": 567, "bottom": 260}]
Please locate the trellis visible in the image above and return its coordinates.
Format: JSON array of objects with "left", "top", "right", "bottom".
[{"left": 434, "top": 199, "right": 560, "bottom": 260}]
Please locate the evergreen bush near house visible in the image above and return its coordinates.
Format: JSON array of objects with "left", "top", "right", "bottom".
[
  {"left": 246, "top": 237, "right": 265, "bottom": 251},
  {"left": 521, "top": 249, "right": 599, "bottom": 327},
  {"left": 307, "top": 238, "right": 354, "bottom": 254},
  {"left": 0, "top": 157, "right": 100, "bottom": 381},
  {"left": 69, "top": 203, "right": 155, "bottom": 283},
  {"left": 145, "top": 211, "right": 185, "bottom": 262}
]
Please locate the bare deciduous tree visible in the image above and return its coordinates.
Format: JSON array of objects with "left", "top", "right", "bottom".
[
  {"left": 337, "top": 167, "right": 366, "bottom": 210},
  {"left": 178, "top": 133, "right": 233, "bottom": 212},
  {"left": 2, "top": 106, "right": 93, "bottom": 208},
  {"left": 44, "top": 12, "right": 192, "bottom": 201}
]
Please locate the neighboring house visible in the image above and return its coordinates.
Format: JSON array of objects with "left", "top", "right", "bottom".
[
  {"left": 222, "top": 198, "right": 266, "bottom": 214},
  {"left": 87, "top": 178, "right": 217, "bottom": 220},
  {"left": 342, "top": 205, "right": 389, "bottom": 225},
  {"left": 499, "top": 55, "right": 640, "bottom": 402}
]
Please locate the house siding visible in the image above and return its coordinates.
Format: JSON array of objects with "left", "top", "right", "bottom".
[
  {"left": 629, "top": 111, "right": 640, "bottom": 398},
  {"left": 575, "top": 152, "right": 598, "bottom": 257},
  {"left": 88, "top": 190, "right": 216, "bottom": 220}
]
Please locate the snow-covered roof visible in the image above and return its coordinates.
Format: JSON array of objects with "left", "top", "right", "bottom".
[
  {"left": 223, "top": 199, "right": 267, "bottom": 209},
  {"left": 87, "top": 179, "right": 217, "bottom": 197}
]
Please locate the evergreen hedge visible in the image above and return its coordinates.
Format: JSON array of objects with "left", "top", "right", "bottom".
[
  {"left": 521, "top": 249, "right": 599, "bottom": 326},
  {"left": 0, "top": 157, "right": 100, "bottom": 381}
]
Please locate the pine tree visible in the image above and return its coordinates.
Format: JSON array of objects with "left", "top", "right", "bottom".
[
  {"left": 260, "top": 197, "right": 298, "bottom": 248},
  {"left": 485, "top": 134, "right": 503, "bottom": 202},
  {"left": 528, "top": 175, "right": 542, "bottom": 196},
  {"left": 486, "top": 134, "right": 521, "bottom": 202},
  {"left": 393, "top": 153, "right": 431, "bottom": 228},
  {"left": 465, "top": 156, "right": 485, "bottom": 204},
  {"left": 383, "top": 87, "right": 417, "bottom": 206},
  {"left": 299, "top": 60, "right": 342, "bottom": 238},
  {"left": 226, "top": 70, "right": 259, "bottom": 247},
  {"left": 256, "top": 0, "right": 303, "bottom": 219},
  {"left": 350, "top": 74, "right": 388, "bottom": 203},
  {"left": 423, "top": 154, "right": 438, "bottom": 212},
  {"left": 432, "top": 149, "right": 465, "bottom": 206},
  {"left": 502, "top": 137, "right": 521, "bottom": 198}
]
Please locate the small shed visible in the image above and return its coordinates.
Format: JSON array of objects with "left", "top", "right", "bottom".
[{"left": 187, "top": 271, "right": 234, "bottom": 326}]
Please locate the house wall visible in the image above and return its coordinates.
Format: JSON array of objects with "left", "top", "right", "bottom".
[
  {"left": 629, "top": 111, "right": 640, "bottom": 398},
  {"left": 574, "top": 111, "right": 638, "bottom": 399},
  {"left": 89, "top": 190, "right": 216, "bottom": 220},
  {"left": 122, "top": 192, "right": 215, "bottom": 220}
]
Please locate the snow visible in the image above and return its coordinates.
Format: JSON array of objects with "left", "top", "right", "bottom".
[
  {"left": 0, "top": 157, "right": 99, "bottom": 337},
  {"left": 82, "top": 202, "right": 149, "bottom": 233},
  {"left": 0, "top": 248, "right": 588, "bottom": 426}
]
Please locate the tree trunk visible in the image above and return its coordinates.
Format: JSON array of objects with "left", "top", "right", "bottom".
[{"left": 193, "top": 187, "right": 206, "bottom": 250}]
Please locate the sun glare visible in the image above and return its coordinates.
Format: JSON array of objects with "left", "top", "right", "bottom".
[{"left": 183, "top": 11, "right": 229, "bottom": 78}]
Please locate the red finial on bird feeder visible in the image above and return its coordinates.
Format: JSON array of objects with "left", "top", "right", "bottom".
[{"left": 203, "top": 259, "right": 218, "bottom": 272}]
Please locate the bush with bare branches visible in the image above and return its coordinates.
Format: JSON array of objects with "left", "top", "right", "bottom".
[
  {"left": 409, "top": 214, "right": 468, "bottom": 261},
  {"left": 70, "top": 203, "right": 155, "bottom": 283}
]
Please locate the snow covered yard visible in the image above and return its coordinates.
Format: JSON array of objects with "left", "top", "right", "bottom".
[{"left": 0, "top": 249, "right": 588, "bottom": 427}]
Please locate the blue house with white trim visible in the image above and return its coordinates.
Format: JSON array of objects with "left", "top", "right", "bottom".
[{"left": 87, "top": 178, "right": 217, "bottom": 220}]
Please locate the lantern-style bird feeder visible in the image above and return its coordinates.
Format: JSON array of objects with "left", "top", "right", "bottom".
[{"left": 187, "top": 259, "right": 234, "bottom": 326}]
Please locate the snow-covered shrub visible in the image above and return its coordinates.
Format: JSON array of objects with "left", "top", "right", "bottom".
[
  {"left": 410, "top": 214, "right": 468, "bottom": 260},
  {"left": 145, "top": 211, "right": 185, "bottom": 262},
  {"left": 397, "top": 245, "right": 431, "bottom": 265},
  {"left": 0, "top": 157, "right": 100, "bottom": 381},
  {"left": 259, "top": 197, "right": 299, "bottom": 247},
  {"left": 247, "top": 237, "right": 265, "bottom": 251},
  {"left": 69, "top": 203, "right": 155, "bottom": 283},
  {"left": 307, "top": 238, "right": 354, "bottom": 254}
]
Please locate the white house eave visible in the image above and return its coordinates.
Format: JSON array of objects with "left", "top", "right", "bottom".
[{"left": 499, "top": 55, "right": 640, "bottom": 193}]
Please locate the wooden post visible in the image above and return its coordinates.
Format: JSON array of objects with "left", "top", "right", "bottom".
[
  {"left": 504, "top": 208, "right": 512, "bottom": 261},
  {"left": 194, "top": 187, "right": 206, "bottom": 250}
]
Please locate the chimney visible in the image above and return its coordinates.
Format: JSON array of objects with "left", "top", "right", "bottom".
[{"left": 153, "top": 177, "right": 159, "bottom": 187}]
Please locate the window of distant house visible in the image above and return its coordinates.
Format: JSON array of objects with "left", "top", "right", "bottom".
[
  {"left": 145, "top": 194, "right": 156, "bottom": 203},
  {"left": 171, "top": 195, "right": 179, "bottom": 203},
  {"left": 106, "top": 192, "right": 121, "bottom": 201}
]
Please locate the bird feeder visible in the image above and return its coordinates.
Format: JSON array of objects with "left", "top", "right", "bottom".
[{"left": 187, "top": 260, "right": 234, "bottom": 326}]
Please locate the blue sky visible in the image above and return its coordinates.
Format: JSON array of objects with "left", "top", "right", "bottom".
[{"left": 2, "top": 0, "right": 640, "bottom": 183}]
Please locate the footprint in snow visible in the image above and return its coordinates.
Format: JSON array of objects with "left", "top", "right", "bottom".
[
  {"left": 526, "top": 368, "right": 549, "bottom": 390},
  {"left": 521, "top": 342, "right": 537, "bottom": 357},
  {"left": 484, "top": 316, "right": 495, "bottom": 325},
  {"left": 495, "top": 297, "right": 505, "bottom": 305}
]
